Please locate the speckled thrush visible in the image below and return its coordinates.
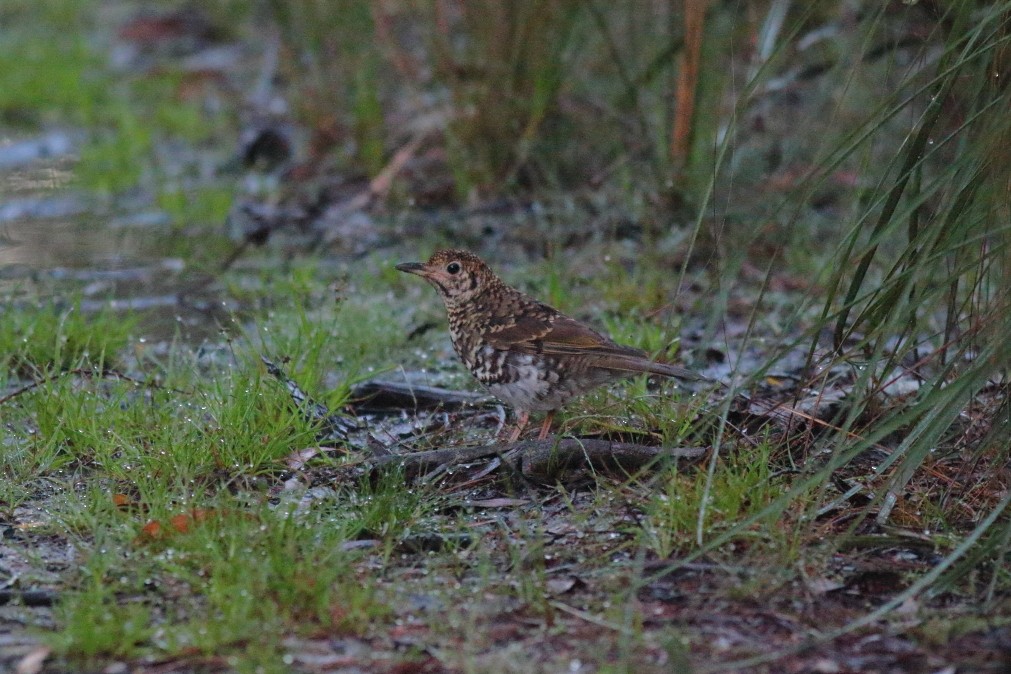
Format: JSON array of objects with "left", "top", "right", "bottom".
[{"left": 396, "top": 249, "right": 705, "bottom": 441}]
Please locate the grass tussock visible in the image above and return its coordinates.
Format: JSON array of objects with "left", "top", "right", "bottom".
[{"left": 0, "top": 299, "right": 136, "bottom": 378}]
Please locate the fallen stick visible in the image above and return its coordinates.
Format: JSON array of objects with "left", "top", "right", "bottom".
[
  {"left": 370, "top": 438, "right": 706, "bottom": 482},
  {"left": 350, "top": 379, "right": 486, "bottom": 412}
]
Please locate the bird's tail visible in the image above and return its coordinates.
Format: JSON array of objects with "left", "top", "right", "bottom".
[{"left": 590, "top": 355, "right": 708, "bottom": 383}]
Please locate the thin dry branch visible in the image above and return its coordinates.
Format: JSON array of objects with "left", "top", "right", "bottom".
[
  {"left": 0, "top": 367, "right": 172, "bottom": 405},
  {"left": 370, "top": 438, "right": 707, "bottom": 482}
]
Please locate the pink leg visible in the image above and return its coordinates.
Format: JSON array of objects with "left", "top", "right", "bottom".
[
  {"left": 536, "top": 410, "right": 556, "bottom": 440},
  {"left": 506, "top": 410, "right": 530, "bottom": 443}
]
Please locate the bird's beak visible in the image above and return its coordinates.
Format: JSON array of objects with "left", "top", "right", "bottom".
[{"left": 395, "top": 261, "right": 427, "bottom": 276}]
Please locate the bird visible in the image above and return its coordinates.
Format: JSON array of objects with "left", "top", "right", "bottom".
[{"left": 396, "top": 249, "right": 707, "bottom": 442}]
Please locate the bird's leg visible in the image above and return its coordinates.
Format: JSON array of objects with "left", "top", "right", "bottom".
[
  {"left": 506, "top": 410, "right": 530, "bottom": 443},
  {"left": 536, "top": 410, "right": 556, "bottom": 440}
]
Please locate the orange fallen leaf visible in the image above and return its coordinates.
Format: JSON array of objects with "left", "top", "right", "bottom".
[
  {"left": 169, "top": 513, "right": 192, "bottom": 533},
  {"left": 140, "top": 520, "right": 163, "bottom": 540},
  {"left": 171, "top": 508, "right": 216, "bottom": 533}
]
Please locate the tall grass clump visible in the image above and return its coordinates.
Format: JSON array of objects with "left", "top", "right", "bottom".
[
  {"left": 260, "top": 1, "right": 754, "bottom": 202},
  {"left": 267, "top": 0, "right": 388, "bottom": 176},
  {"left": 0, "top": 300, "right": 135, "bottom": 379},
  {"left": 670, "top": 3, "right": 1011, "bottom": 662},
  {"left": 816, "top": 2, "right": 1011, "bottom": 586},
  {"left": 423, "top": 0, "right": 584, "bottom": 196}
]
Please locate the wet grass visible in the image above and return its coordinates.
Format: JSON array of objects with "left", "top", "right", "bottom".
[
  {"left": 46, "top": 500, "right": 390, "bottom": 665},
  {"left": 1, "top": 258, "right": 779, "bottom": 671},
  {"left": 5, "top": 242, "right": 1007, "bottom": 672},
  {"left": 0, "top": 3, "right": 108, "bottom": 126},
  {"left": 2, "top": 291, "right": 396, "bottom": 664},
  {"left": 0, "top": 299, "right": 136, "bottom": 378}
]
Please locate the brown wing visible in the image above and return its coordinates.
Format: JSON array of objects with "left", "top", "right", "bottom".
[
  {"left": 483, "top": 305, "right": 705, "bottom": 382},
  {"left": 484, "top": 308, "right": 645, "bottom": 359}
]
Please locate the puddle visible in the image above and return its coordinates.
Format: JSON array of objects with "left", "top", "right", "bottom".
[
  {"left": 0, "top": 211, "right": 157, "bottom": 271},
  {"left": 0, "top": 131, "right": 76, "bottom": 171},
  {"left": 0, "top": 137, "right": 234, "bottom": 343}
]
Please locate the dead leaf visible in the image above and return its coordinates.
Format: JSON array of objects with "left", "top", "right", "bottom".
[
  {"left": 170, "top": 508, "right": 214, "bottom": 533},
  {"left": 464, "top": 498, "right": 529, "bottom": 508},
  {"left": 139, "top": 520, "right": 163, "bottom": 540},
  {"left": 112, "top": 493, "right": 134, "bottom": 509},
  {"left": 805, "top": 577, "right": 845, "bottom": 594},
  {"left": 810, "top": 658, "right": 841, "bottom": 674},
  {"left": 169, "top": 513, "right": 192, "bottom": 533},
  {"left": 546, "top": 576, "right": 579, "bottom": 595},
  {"left": 286, "top": 446, "right": 322, "bottom": 470},
  {"left": 15, "top": 646, "right": 51, "bottom": 674},
  {"left": 137, "top": 509, "right": 217, "bottom": 542}
]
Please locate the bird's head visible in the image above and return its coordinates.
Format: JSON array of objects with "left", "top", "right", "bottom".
[{"left": 396, "top": 249, "right": 496, "bottom": 308}]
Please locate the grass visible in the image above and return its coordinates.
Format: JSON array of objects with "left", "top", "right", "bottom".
[
  {"left": 6, "top": 244, "right": 1006, "bottom": 670},
  {"left": 0, "top": 3, "right": 107, "bottom": 126},
  {"left": 0, "top": 298, "right": 136, "bottom": 379},
  {"left": 48, "top": 495, "right": 390, "bottom": 664},
  {"left": 642, "top": 441, "right": 784, "bottom": 559},
  {"left": 0, "top": 0, "right": 234, "bottom": 197},
  {"left": 266, "top": 0, "right": 387, "bottom": 176},
  {"left": 2, "top": 294, "right": 401, "bottom": 665},
  {"left": 4, "top": 277, "right": 1006, "bottom": 674}
]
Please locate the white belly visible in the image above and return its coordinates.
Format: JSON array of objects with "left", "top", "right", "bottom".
[{"left": 480, "top": 351, "right": 618, "bottom": 412}]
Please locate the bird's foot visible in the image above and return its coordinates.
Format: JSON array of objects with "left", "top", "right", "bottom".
[
  {"left": 536, "top": 410, "right": 556, "bottom": 440},
  {"left": 501, "top": 410, "right": 530, "bottom": 443},
  {"left": 498, "top": 410, "right": 557, "bottom": 442}
]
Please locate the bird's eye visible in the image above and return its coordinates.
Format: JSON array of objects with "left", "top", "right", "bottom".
[{"left": 446, "top": 262, "right": 461, "bottom": 275}]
